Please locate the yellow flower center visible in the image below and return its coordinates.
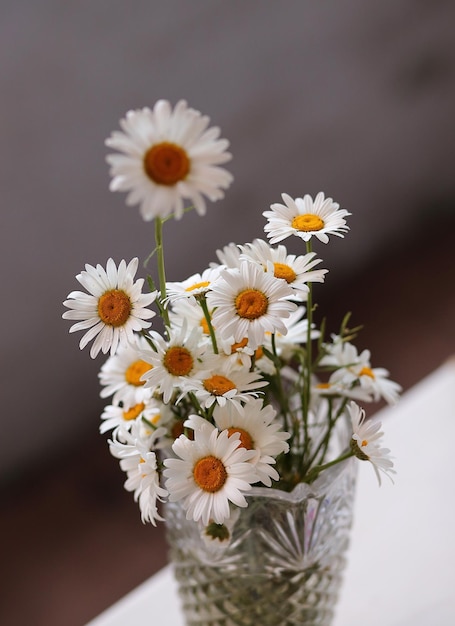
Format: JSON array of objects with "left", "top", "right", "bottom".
[
  {"left": 273, "top": 262, "right": 296, "bottom": 284},
  {"left": 291, "top": 213, "right": 325, "bottom": 232},
  {"left": 200, "top": 317, "right": 211, "bottom": 335},
  {"left": 316, "top": 382, "right": 331, "bottom": 389},
  {"left": 185, "top": 281, "right": 210, "bottom": 292},
  {"left": 150, "top": 413, "right": 162, "bottom": 425},
  {"left": 230, "top": 338, "right": 249, "bottom": 353},
  {"left": 97, "top": 289, "right": 132, "bottom": 327},
  {"left": 123, "top": 402, "right": 145, "bottom": 421},
  {"left": 227, "top": 427, "right": 254, "bottom": 450},
  {"left": 163, "top": 346, "right": 194, "bottom": 376},
  {"left": 203, "top": 375, "right": 236, "bottom": 396},
  {"left": 125, "top": 359, "right": 152, "bottom": 386},
  {"left": 235, "top": 289, "right": 268, "bottom": 319},
  {"left": 143, "top": 142, "right": 190, "bottom": 186},
  {"left": 255, "top": 346, "right": 264, "bottom": 360},
  {"left": 359, "top": 366, "right": 375, "bottom": 379},
  {"left": 193, "top": 456, "right": 227, "bottom": 492},
  {"left": 350, "top": 438, "right": 369, "bottom": 461}
]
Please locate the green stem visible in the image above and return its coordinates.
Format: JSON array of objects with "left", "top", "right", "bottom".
[
  {"left": 302, "top": 240, "right": 313, "bottom": 459},
  {"left": 199, "top": 296, "right": 218, "bottom": 354},
  {"left": 305, "top": 450, "right": 354, "bottom": 483},
  {"left": 154, "top": 218, "right": 170, "bottom": 328}
]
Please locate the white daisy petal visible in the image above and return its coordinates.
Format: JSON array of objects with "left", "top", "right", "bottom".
[
  {"left": 263, "top": 192, "right": 350, "bottom": 245},
  {"left": 105, "top": 100, "right": 233, "bottom": 221},
  {"left": 63, "top": 259, "right": 157, "bottom": 358}
]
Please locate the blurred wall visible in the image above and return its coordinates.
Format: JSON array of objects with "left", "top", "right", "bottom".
[{"left": 1, "top": 0, "right": 454, "bottom": 479}]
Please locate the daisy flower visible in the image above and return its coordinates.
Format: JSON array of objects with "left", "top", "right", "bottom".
[
  {"left": 207, "top": 261, "right": 297, "bottom": 349},
  {"left": 168, "top": 298, "right": 215, "bottom": 339},
  {"left": 241, "top": 238, "right": 327, "bottom": 300},
  {"left": 163, "top": 427, "right": 258, "bottom": 525},
  {"left": 348, "top": 401, "right": 395, "bottom": 485},
  {"left": 180, "top": 358, "right": 268, "bottom": 412},
  {"left": 200, "top": 508, "right": 240, "bottom": 552},
  {"left": 212, "top": 399, "right": 290, "bottom": 486},
  {"left": 98, "top": 336, "right": 154, "bottom": 407},
  {"left": 211, "top": 242, "right": 243, "bottom": 269},
  {"left": 62, "top": 258, "right": 156, "bottom": 358},
  {"left": 262, "top": 306, "right": 319, "bottom": 361},
  {"left": 109, "top": 422, "right": 168, "bottom": 525},
  {"left": 100, "top": 401, "right": 146, "bottom": 435},
  {"left": 321, "top": 339, "right": 402, "bottom": 405},
  {"left": 165, "top": 266, "right": 221, "bottom": 305},
  {"left": 218, "top": 335, "right": 256, "bottom": 370},
  {"left": 141, "top": 325, "right": 214, "bottom": 403},
  {"left": 106, "top": 100, "right": 233, "bottom": 220},
  {"left": 100, "top": 396, "right": 167, "bottom": 436},
  {"left": 263, "top": 192, "right": 350, "bottom": 244}
]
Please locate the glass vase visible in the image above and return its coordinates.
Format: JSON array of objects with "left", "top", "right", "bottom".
[{"left": 165, "top": 456, "right": 357, "bottom": 626}]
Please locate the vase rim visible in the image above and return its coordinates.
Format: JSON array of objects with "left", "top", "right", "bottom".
[{"left": 247, "top": 455, "right": 356, "bottom": 502}]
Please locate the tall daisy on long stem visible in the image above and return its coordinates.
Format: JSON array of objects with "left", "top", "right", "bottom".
[{"left": 106, "top": 99, "right": 233, "bottom": 221}]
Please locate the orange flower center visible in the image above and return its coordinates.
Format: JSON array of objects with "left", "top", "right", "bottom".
[
  {"left": 123, "top": 402, "right": 145, "bottom": 421},
  {"left": 316, "top": 382, "right": 331, "bottom": 389},
  {"left": 125, "top": 360, "right": 152, "bottom": 386},
  {"left": 227, "top": 427, "right": 254, "bottom": 450},
  {"left": 291, "top": 213, "right": 324, "bottom": 232},
  {"left": 235, "top": 289, "right": 268, "bottom": 319},
  {"left": 200, "top": 317, "right": 211, "bottom": 335},
  {"left": 143, "top": 142, "right": 190, "bottom": 186},
  {"left": 98, "top": 289, "right": 132, "bottom": 327},
  {"left": 255, "top": 346, "right": 264, "bottom": 360},
  {"left": 359, "top": 366, "right": 375, "bottom": 379},
  {"left": 203, "top": 375, "right": 236, "bottom": 396},
  {"left": 185, "top": 281, "right": 210, "bottom": 292},
  {"left": 163, "top": 346, "right": 194, "bottom": 376},
  {"left": 273, "top": 262, "right": 296, "bottom": 284},
  {"left": 230, "top": 338, "right": 249, "bottom": 353},
  {"left": 193, "top": 456, "right": 227, "bottom": 492}
]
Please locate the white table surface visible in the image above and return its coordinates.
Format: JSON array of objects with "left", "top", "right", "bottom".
[{"left": 87, "top": 358, "right": 455, "bottom": 626}]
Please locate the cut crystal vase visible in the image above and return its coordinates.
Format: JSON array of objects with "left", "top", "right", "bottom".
[{"left": 165, "top": 456, "right": 357, "bottom": 626}]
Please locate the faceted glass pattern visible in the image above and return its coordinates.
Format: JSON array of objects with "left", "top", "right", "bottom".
[{"left": 165, "top": 458, "right": 357, "bottom": 625}]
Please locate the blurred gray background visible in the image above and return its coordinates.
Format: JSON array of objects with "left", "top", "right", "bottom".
[
  {"left": 1, "top": 0, "right": 454, "bottom": 479},
  {"left": 1, "top": 1, "right": 454, "bottom": 624}
]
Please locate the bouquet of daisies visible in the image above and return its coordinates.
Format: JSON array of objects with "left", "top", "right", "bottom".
[{"left": 63, "top": 100, "right": 399, "bottom": 530}]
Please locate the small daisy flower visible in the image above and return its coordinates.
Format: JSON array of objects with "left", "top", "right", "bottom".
[
  {"left": 348, "top": 401, "right": 395, "bottom": 485},
  {"left": 262, "top": 306, "right": 319, "bottom": 361},
  {"left": 312, "top": 380, "right": 373, "bottom": 404},
  {"left": 200, "top": 509, "right": 240, "bottom": 553},
  {"left": 141, "top": 325, "right": 214, "bottom": 403},
  {"left": 98, "top": 336, "right": 154, "bottom": 407},
  {"left": 168, "top": 298, "right": 215, "bottom": 340},
  {"left": 212, "top": 399, "right": 290, "bottom": 486},
  {"left": 180, "top": 358, "right": 268, "bottom": 412},
  {"left": 106, "top": 100, "right": 233, "bottom": 220},
  {"left": 100, "top": 395, "right": 168, "bottom": 437},
  {"left": 109, "top": 422, "right": 168, "bottom": 525},
  {"left": 210, "top": 242, "right": 243, "bottom": 269},
  {"left": 207, "top": 261, "right": 297, "bottom": 350},
  {"left": 165, "top": 267, "right": 221, "bottom": 305},
  {"left": 218, "top": 336, "right": 256, "bottom": 370},
  {"left": 263, "top": 192, "right": 350, "bottom": 244},
  {"left": 100, "top": 401, "right": 146, "bottom": 435},
  {"left": 63, "top": 258, "right": 156, "bottom": 359},
  {"left": 163, "top": 427, "right": 258, "bottom": 525},
  {"left": 241, "top": 238, "right": 327, "bottom": 300},
  {"left": 321, "top": 339, "right": 402, "bottom": 405}
]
